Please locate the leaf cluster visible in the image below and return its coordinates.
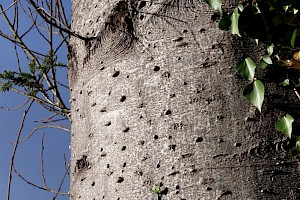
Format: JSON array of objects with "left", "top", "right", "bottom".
[
  {"left": 0, "top": 52, "right": 59, "bottom": 96},
  {"left": 206, "top": 0, "right": 300, "bottom": 156}
]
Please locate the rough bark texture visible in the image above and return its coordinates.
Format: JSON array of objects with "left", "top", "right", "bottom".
[{"left": 69, "top": 0, "right": 300, "bottom": 199}]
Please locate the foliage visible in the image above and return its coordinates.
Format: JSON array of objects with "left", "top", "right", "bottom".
[{"left": 206, "top": 0, "right": 300, "bottom": 156}]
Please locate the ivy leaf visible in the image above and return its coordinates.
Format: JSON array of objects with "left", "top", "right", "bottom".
[
  {"left": 250, "top": 38, "right": 259, "bottom": 45},
  {"left": 275, "top": 114, "right": 294, "bottom": 138},
  {"left": 205, "top": 0, "right": 222, "bottom": 13},
  {"left": 267, "top": 44, "right": 274, "bottom": 55},
  {"left": 263, "top": 55, "right": 272, "bottom": 64},
  {"left": 291, "top": 29, "right": 297, "bottom": 48},
  {"left": 230, "top": 8, "right": 241, "bottom": 37},
  {"left": 279, "top": 79, "right": 290, "bottom": 86},
  {"left": 237, "top": 4, "right": 244, "bottom": 12},
  {"left": 236, "top": 57, "right": 256, "bottom": 81},
  {"left": 259, "top": 60, "right": 269, "bottom": 69},
  {"left": 290, "top": 138, "right": 300, "bottom": 156},
  {"left": 243, "top": 80, "right": 264, "bottom": 112}
]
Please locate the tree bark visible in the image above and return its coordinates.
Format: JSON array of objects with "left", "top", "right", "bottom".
[{"left": 69, "top": 0, "right": 300, "bottom": 199}]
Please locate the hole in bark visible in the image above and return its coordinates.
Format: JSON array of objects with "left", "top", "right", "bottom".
[
  {"left": 138, "top": 103, "right": 144, "bottom": 108},
  {"left": 168, "top": 135, "right": 172, "bottom": 139},
  {"left": 121, "top": 146, "right": 126, "bottom": 151},
  {"left": 195, "top": 137, "right": 203, "bottom": 143},
  {"left": 154, "top": 135, "right": 158, "bottom": 140},
  {"left": 169, "top": 144, "right": 176, "bottom": 151},
  {"left": 123, "top": 127, "right": 130, "bottom": 132},
  {"left": 100, "top": 107, "right": 107, "bottom": 112},
  {"left": 165, "top": 110, "right": 172, "bottom": 115},
  {"left": 176, "top": 185, "right": 180, "bottom": 190},
  {"left": 154, "top": 66, "right": 160, "bottom": 71},
  {"left": 112, "top": 71, "right": 120, "bottom": 77},
  {"left": 120, "top": 96, "right": 126, "bottom": 102},
  {"left": 91, "top": 181, "right": 95, "bottom": 186},
  {"left": 140, "top": 15, "right": 144, "bottom": 20},
  {"left": 206, "top": 187, "right": 212, "bottom": 191},
  {"left": 123, "top": 162, "right": 126, "bottom": 167},
  {"left": 138, "top": 1, "right": 147, "bottom": 9},
  {"left": 117, "top": 177, "right": 124, "bottom": 183},
  {"left": 104, "top": 121, "right": 111, "bottom": 126},
  {"left": 234, "top": 142, "right": 242, "bottom": 147},
  {"left": 199, "top": 28, "right": 206, "bottom": 33},
  {"left": 156, "top": 163, "right": 160, "bottom": 168},
  {"left": 76, "top": 155, "right": 89, "bottom": 171},
  {"left": 79, "top": 90, "right": 82, "bottom": 94},
  {"left": 108, "top": 91, "right": 111, "bottom": 95},
  {"left": 107, "top": 164, "right": 110, "bottom": 168},
  {"left": 100, "top": 66, "right": 105, "bottom": 70},
  {"left": 139, "top": 140, "right": 145, "bottom": 145},
  {"left": 162, "top": 71, "right": 170, "bottom": 78},
  {"left": 183, "top": 81, "right": 187, "bottom": 85},
  {"left": 170, "top": 94, "right": 176, "bottom": 98}
]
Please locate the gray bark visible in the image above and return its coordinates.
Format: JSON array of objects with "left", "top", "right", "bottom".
[{"left": 69, "top": 0, "right": 300, "bottom": 199}]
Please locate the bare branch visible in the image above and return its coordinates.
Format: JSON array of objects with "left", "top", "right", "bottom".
[{"left": 7, "top": 100, "right": 34, "bottom": 200}]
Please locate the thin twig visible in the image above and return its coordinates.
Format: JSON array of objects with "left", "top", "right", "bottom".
[
  {"left": 0, "top": 0, "right": 20, "bottom": 14},
  {"left": 7, "top": 100, "right": 34, "bottom": 200}
]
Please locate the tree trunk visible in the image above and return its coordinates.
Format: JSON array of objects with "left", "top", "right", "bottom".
[{"left": 69, "top": 1, "right": 300, "bottom": 199}]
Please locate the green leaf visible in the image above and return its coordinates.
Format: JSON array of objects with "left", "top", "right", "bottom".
[
  {"left": 259, "top": 60, "right": 269, "bottom": 69},
  {"left": 243, "top": 80, "right": 264, "bottom": 112},
  {"left": 291, "top": 29, "right": 297, "bottom": 48},
  {"left": 237, "top": 4, "right": 244, "bottom": 12},
  {"left": 236, "top": 57, "right": 256, "bottom": 81},
  {"left": 219, "top": 17, "right": 231, "bottom": 30},
  {"left": 250, "top": 38, "right": 259, "bottom": 45},
  {"left": 279, "top": 79, "right": 290, "bottom": 86},
  {"left": 275, "top": 114, "right": 294, "bottom": 138},
  {"left": 230, "top": 8, "right": 241, "bottom": 37},
  {"left": 262, "top": 55, "right": 272, "bottom": 64},
  {"left": 205, "top": 0, "right": 222, "bottom": 13},
  {"left": 267, "top": 44, "right": 274, "bottom": 55},
  {"left": 253, "top": 2, "right": 261, "bottom": 14}
]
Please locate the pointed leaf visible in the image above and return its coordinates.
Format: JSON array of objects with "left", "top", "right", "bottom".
[
  {"left": 263, "top": 55, "right": 272, "bottom": 64},
  {"left": 236, "top": 57, "right": 256, "bottom": 80},
  {"left": 267, "top": 44, "right": 274, "bottom": 55},
  {"left": 291, "top": 29, "right": 297, "bottom": 48},
  {"left": 259, "top": 60, "right": 269, "bottom": 69},
  {"left": 250, "top": 38, "right": 259, "bottom": 45},
  {"left": 279, "top": 79, "right": 290, "bottom": 86},
  {"left": 275, "top": 114, "right": 294, "bottom": 138},
  {"left": 243, "top": 80, "right": 264, "bottom": 112},
  {"left": 237, "top": 4, "right": 244, "bottom": 12},
  {"left": 205, "top": 0, "right": 222, "bottom": 13},
  {"left": 230, "top": 8, "right": 241, "bottom": 37},
  {"left": 289, "top": 138, "right": 300, "bottom": 156}
]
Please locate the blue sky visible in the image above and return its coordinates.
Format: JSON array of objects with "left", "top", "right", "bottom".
[{"left": 0, "top": 1, "right": 72, "bottom": 199}]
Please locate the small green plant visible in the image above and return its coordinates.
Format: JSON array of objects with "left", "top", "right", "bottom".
[
  {"left": 206, "top": 0, "right": 300, "bottom": 156},
  {"left": 152, "top": 185, "right": 161, "bottom": 194}
]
